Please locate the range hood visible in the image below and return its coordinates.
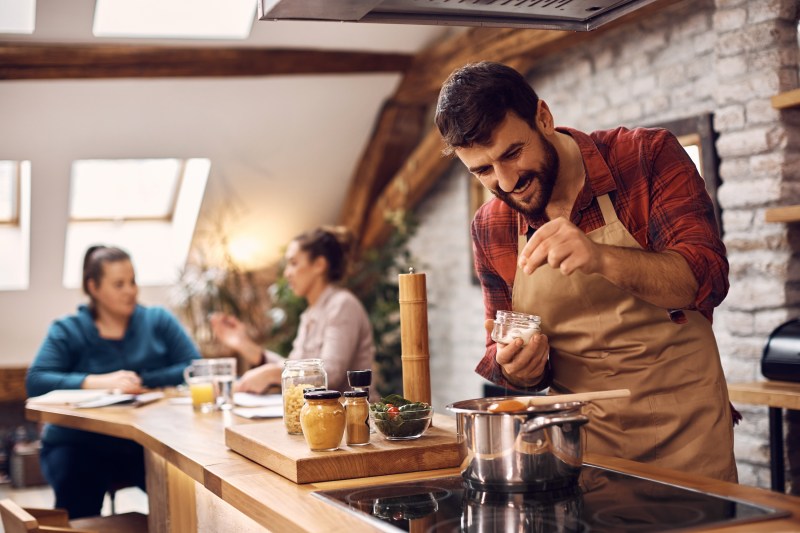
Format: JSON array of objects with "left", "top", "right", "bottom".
[{"left": 258, "top": 0, "right": 660, "bottom": 32}]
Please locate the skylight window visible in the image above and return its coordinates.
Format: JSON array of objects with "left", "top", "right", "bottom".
[
  {"left": 70, "top": 159, "right": 180, "bottom": 221},
  {"left": 63, "top": 158, "right": 209, "bottom": 288},
  {"left": 0, "top": 161, "right": 31, "bottom": 291},
  {"left": 0, "top": 0, "right": 35, "bottom": 34},
  {"left": 93, "top": 0, "right": 255, "bottom": 40}
]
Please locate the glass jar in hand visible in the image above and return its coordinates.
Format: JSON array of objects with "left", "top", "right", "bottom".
[
  {"left": 299, "top": 390, "right": 346, "bottom": 451},
  {"left": 281, "top": 359, "right": 327, "bottom": 435}
]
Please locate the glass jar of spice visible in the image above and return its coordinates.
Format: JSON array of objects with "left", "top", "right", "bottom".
[
  {"left": 343, "top": 390, "right": 370, "bottom": 446},
  {"left": 299, "top": 390, "right": 346, "bottom": 451},
  {"left": 491, "top": 310, "right": 541, "bottom": 345},
  {"left": 281, "top": 359, "right": 327, "bottom": 435}
]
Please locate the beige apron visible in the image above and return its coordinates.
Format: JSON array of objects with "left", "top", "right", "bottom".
[{"left": 512, "top": 194, "right": 737, "bottom": 482}]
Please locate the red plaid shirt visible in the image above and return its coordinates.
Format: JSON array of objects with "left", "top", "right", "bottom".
[{"left": 472, "top": 126, "right": 729, "bottom": 389}]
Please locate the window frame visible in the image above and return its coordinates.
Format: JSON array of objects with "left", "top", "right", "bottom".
[
  {"left": 0, "top": 161, "right": 21, "bottom": 226},
  {"left": 68, "top": 159, "right": 185, "bottom": 224}
]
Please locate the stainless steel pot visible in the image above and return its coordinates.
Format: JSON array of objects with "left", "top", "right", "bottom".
[{"left": 447, "top": 397, "right": 589, "bottom": 492}]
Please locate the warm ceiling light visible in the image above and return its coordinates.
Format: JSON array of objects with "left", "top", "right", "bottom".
[
  {"left": 93, "top": 0, "right": 255, "bottom": 40},
  {"left": 0, "top": 0, "right": 35, "bottom": 34}
]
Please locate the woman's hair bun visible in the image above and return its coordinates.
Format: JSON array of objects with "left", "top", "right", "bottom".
[{"left": 320, "top": 225, "right": 355, "bottom": 257}]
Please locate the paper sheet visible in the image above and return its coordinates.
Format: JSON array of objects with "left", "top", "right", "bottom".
[
  {"left": 232, "top": 406, "right": 284, "bottom": 419},
  {"left": 233, "top": 392, "right": 282, "bottom": 407}
]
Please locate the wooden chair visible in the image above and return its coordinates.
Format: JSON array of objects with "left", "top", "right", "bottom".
[{"left": 0, "top": 499, "right": 148, "bottom": 533}]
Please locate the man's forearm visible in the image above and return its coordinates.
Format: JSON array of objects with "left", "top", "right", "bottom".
[{"left": 596, "top": 246, "right": 698, "bottom": 309}]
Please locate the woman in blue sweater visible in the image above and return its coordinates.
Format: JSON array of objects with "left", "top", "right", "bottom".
[{"left": 26, "top": 245, "right": 200, "bottom": 518}]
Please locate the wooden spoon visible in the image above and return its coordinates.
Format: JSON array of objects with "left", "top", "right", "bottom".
[{"left": 526, "top": 388, "right": 631, "bottom": 406}]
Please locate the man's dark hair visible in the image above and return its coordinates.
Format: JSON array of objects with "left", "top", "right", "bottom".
[{"left": 435, "top": 61, "right": 540, "bottom": 154}]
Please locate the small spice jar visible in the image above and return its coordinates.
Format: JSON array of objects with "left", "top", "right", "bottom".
[
  {"left": 343, "top": 390, "right": 370, "bottom": 446},
  {"left": 346, "top": 369, "right": 372, "bottom": 397},
  {"left": 491, "top": 310, "right": 542, "bottom": 345},
  {"left": 299, "top": 390, "right": 345, "bottom": 451},
  {"left": 282, "top": 359, "right": 327, "bottom": 435}
]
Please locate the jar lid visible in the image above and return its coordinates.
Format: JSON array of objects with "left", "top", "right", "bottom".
[
  {"left": 284, "top": 358, "right": 324, "bottom": 368},
  {"left": 304, "top": 390, "right": 341, "bottom": 400},
  {"left": 347, "top": 369, "right": 372, "bottom": 387},
  {"left": 343, "top": 390, "right": 368, "bottom": 398}
]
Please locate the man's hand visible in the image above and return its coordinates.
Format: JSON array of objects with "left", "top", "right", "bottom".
[
  {"left": 83, "top": 370, "right": 144, "bottom": 394},
  {"left": 516, "top": 217, "right": 698, "bottom": 310},
  {"left": 486, "top": 319, "right": 549, "bottom": 387},
  {"left": 518, "top": 217, "right": 599, "bottom": 276}
]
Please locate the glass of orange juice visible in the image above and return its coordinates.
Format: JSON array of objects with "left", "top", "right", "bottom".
[{"left": 183, "top": 360, "right": 216, "bottom": 413}]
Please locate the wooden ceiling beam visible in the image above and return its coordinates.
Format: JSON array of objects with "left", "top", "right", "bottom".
[
  {"left": 339, "top": 100, "right": 428, "bottom": 236},
  {"left": 359, "top": 126, "right": 455, "bottom": 250},
  {"left": 0, "top": 43, "right": 414, "bottom": 80},
  {"left": 393, "top": 27, "right": 573, "bottom": 105}
]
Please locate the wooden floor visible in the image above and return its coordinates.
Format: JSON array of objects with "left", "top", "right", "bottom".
[{"left": 0, "top": 482, "right": 148, "bottom": 532}]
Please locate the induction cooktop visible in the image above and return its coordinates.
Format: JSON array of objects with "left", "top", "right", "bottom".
[{"left": 313, "top": 464, "right": 788, "bottom": 532}]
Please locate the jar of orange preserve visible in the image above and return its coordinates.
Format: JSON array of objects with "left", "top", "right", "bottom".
[{"left": 299, "top": 390, "right": 345, "bottom": 451}]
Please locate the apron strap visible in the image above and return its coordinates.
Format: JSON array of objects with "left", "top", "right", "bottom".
[{"left": 596, "top": 194, "right": 617, "bottom": 225}]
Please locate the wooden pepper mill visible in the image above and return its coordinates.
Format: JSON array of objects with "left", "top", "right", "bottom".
[{"left": 398, "top": 267, "right": 432, "bottom": 407}]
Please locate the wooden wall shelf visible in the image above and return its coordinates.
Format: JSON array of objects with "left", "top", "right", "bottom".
[
  {"left": 772, "top": 88, "right": 800, "bottom": 110},
  {"left": 763, "top": 90, "right": 800, "bottom": 221},
  {"left": 765, "top": 205, "right": 800, "bottom": 223}
]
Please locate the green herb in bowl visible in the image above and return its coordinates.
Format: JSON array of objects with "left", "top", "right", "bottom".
[{"left": 370, "top": 394, "right": 433, "bottom": 440}]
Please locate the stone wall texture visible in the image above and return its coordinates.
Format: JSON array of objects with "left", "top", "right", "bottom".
[{"left": 408, "top": 0, "right": 800, "bottom": 491}]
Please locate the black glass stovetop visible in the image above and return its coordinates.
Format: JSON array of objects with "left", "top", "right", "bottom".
[{"left": 313, "top": 465, "right": 788, "bottom": 532}]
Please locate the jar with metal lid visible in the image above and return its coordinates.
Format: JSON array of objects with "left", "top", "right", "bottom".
[
  {"left": 299, "top": 390, "right": 346, "bottom": 451},
  {"left": 282, "top": 359, "right": 327, "bottom": 435},
  {"left": 343, "top": 390, "right": 370, "bottom": 446}
]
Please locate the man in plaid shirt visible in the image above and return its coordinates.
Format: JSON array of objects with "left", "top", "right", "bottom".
[{"left": 434, "top": 61, "right": 737, "bottom": 482}]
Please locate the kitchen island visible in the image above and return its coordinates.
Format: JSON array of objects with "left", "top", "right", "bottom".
[{"left": 26, "top": 397, "right": 800, "bottom": 532}]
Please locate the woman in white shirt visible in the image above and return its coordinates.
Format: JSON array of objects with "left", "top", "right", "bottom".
[{"left": 209, "top": 226, "right": 375, "bottom": 394}]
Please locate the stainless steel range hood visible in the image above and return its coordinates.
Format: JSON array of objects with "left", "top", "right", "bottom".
[{"left": 258, "top": 0, "right": 660, "bottom": 32}]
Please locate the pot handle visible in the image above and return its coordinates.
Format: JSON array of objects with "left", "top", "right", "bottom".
[{"left": 521, "top": 413, "right": 589, "bottom": 434}]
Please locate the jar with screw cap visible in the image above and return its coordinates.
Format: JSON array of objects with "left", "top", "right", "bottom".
[
  {"left": 299, "top": 390, "right": 345, "bottom": 451},
  {"left": 344, "top": 390, "right": 370, "bottom": 446}
]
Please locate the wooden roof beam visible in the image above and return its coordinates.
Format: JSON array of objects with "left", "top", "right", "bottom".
[{"left": 0, "top": 43, "right": 414, "bottom": 80}]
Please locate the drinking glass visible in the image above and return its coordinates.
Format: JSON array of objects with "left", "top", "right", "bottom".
[
  {"left": 212, "top": 357, "right": 237, "bottom": 411},
  {"left": 183, "top": 360, "right": 216, "bottom": 413}
]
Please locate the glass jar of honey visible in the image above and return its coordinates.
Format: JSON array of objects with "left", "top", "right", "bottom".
[
  {"left": 299, "top": 390, "right": 346, "bottom": 451},
  {"left": 281, "top": 359, "right": 327, "bottom": 435}
]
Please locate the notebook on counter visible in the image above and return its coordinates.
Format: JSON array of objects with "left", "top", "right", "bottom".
[{"left": 27, "top": 389, "right": 164, "bottom": 408}]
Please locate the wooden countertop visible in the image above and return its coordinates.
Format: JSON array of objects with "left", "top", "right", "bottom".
[
  {"left": 728, "top": 380, "right": 800, "bottom": 410},
  {"left": 26, "top": 397, "right": 800, "bottom": 532}
]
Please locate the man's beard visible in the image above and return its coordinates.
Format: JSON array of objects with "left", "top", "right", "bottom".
[{"left": 492, "top": 132, "right": 560, "bottom": 220}]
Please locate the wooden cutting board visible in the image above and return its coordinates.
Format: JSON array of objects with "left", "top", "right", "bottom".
[{"left": 225, "top": 414, "right": 466, "bottom": 484}]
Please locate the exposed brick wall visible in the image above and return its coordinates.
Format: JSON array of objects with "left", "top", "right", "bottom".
[
  {"left": 712, "top": 0, "right": 800, "bottom": 489},
  {"left": 410, "top": 0, "right": 800, "bottom": 490}
]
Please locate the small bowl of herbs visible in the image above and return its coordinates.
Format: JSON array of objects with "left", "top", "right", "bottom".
[{"left": 370, "top": 394, "right": 433, "bottom": 440}]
